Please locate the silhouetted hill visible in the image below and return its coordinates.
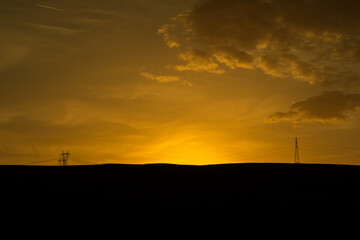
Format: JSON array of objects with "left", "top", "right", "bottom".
[{"left": 1, "top": 163, "right": 360, "bottom": 212}]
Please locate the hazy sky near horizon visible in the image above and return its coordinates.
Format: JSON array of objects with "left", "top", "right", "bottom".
[{"left": 1, "top": 0, "right": 360, "bottom": 165}]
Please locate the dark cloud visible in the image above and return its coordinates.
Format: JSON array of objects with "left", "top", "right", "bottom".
[
  {"left": 160, "top": 0, "right": 360, "bottom": 86},
  {"left": 158, "top": 0, "right": 360, "bottom": 124},
  {"left": 187, "top": 0, "right": 277, "bottom": 49},
  {"left": 267, "top": 91, "right": 360, "bottom": 123}
]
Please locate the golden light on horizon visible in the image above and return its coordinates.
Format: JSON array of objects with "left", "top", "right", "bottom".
[{"left": 155, "top": 138, "right": 222, "bottom": 165}]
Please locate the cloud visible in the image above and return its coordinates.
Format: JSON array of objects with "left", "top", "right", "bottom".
[
  {"left": 175, "top": 49, "right": 224, "bottom": 74},
  {"left": 141, "top": 72, "right": 193, "bottom": 86},
  {"left": 212, "top": 46, "right": 254, "bottom": 69},
  {"left": 258, "top": 53, "right": 321, "bottom": 83},
  {"left": 158, "top": 24, "right": 180, "bottom": 48},
  {"left": 267, "top": 91, "right": 360, "bottom": 123},
  {"left": 160, "top": 0, "right": 360, "bottom": 86},
  {"left": 35, "top": 4, "right": 63, "bottom": 11},
  {"left": 141, "top": 72, "right": 180, "bottom": 83},
  {"left": 25, "top": 23, "right": 82, "bottom": 35},
  {"left": 158, "top": 0, "right": 360, "bottom": 124}
]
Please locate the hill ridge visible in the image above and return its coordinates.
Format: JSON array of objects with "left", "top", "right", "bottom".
[{"left": 1, "top": 163, "right": 360, "bottom": 210}]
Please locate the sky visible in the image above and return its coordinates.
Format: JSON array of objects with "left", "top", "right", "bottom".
[{"left": 1, "top": 0, "right": 360, "bottom": 165}]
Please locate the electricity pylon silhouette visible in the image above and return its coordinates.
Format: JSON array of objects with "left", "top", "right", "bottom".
[
  {"left": 294, "top": 137, "right": 300, "bottom": 164},
  {"left": 58, "top": 150, "right": 71, "bottom": 166}
]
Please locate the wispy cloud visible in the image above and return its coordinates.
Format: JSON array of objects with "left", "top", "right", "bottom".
[
  {"left": 141, "top": 72, "right": 180, "bottom": 83},
  {"left": 141, "top": 72, "right": 192, "bottom": 86},
  {"left": 25, "top": 23, "right": 82, "bottom": 34},
  {"left": 35, "top": 4, "right": 63, "bottom": 11}
]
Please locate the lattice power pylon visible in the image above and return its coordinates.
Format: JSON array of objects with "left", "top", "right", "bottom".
[
  {"left": 58, "top": 150, "right": 71, "bottom": 166},
  {"left": 294, "top": 137, "right": 300, "bottom": 164}
]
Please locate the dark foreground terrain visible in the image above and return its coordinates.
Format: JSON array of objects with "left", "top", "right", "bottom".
[{"left": 1, "top": 163, "right": 360, "bottom": 212}]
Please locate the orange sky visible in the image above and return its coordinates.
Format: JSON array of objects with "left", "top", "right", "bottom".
[{"left": 1, "top": 0, "right": 360, "bottom": 165}]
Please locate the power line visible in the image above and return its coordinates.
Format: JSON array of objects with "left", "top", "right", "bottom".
[{"left": 25, "top": 158, "right": 58, "bottom": 165}]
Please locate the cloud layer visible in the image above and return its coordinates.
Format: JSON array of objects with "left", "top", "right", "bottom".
[
  {"left": 267, "top": 91, "right": 360, "bottom": 123},
  {"left": 160, "top": 0, "right": 360, "bottom": 86},
  {"left": 159, "top": 0, "right": 360, "bottom": 123}
]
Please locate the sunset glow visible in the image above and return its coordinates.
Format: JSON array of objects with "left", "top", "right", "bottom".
[{"left": 1, "top": 0, "right": 360, "bottom": 165}]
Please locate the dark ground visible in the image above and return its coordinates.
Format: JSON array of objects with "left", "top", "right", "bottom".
[{"left": 1, "top": 163, "right": 360, "bottom": 213}]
